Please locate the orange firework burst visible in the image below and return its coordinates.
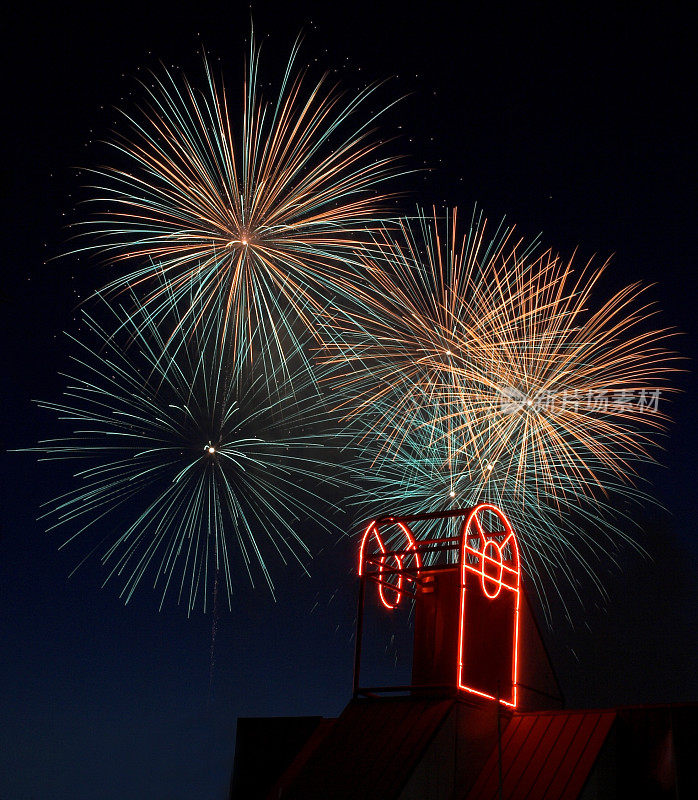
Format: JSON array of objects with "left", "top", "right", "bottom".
[
  {"left": 321, "top": 207, "right": 681, "bottom": 506},
  {"left": 432, "top": 250, "right": 681, "bottom": 504},
  {"left": 77, "top": 33, "right": 403, "bottom": 362}
]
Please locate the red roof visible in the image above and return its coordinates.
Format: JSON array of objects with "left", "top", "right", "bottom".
[
  {"left": 465, "top": 709, "right": 616, "bottom": 800},
  {"left": 271, "top": 696, "right": 455, "bottom": 800}
]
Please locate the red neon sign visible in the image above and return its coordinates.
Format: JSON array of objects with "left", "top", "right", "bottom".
[
  {"left": 359, "top": 519, "right": 422, "bottom": 609},
  {"left": 458, "top": 504, "right": 520, "bottom": 707},
  {"left": 357, "top": 503, "right": 521, "bottom": 707}
]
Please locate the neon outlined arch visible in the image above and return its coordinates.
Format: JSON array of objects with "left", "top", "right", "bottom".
[{"left": 457, "top": 503, "right": 521, "bottom": 707}]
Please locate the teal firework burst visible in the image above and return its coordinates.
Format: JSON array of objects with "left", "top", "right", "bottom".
[{"left": 21, "top": 283, "right": 350, "bottom": 613}]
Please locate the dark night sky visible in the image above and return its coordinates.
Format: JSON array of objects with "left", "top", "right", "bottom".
[{"left": 2, "top": 2, "right": 697, "bottom": 798}]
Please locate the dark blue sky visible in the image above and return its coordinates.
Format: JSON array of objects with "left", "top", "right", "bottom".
[{"left": 2, "top": 2, "right": 697, "bottom": 798}]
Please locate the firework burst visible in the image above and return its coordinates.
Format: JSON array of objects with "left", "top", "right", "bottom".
[
  {"left": 20, "top": 282, "right": 350, "bottom": 613},
  {"left": 429, "top": 250, "right": 680, "bottom": 505},
  {"left": 76, "top": 32, "right": 403, "bottom": 364},
  {"left": 323, "top": 207, "right": 679, "bottom": 502}
]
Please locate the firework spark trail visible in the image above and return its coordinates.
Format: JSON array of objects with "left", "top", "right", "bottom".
[
  {"left": 20, "top": 277, "right": 354, "bottom": 614},
  {"left": 208, "top": 568, "right": 219, "bottom": 708},
  {"left": 72, "top": 31, "right": 405, "bottom": 370}
]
